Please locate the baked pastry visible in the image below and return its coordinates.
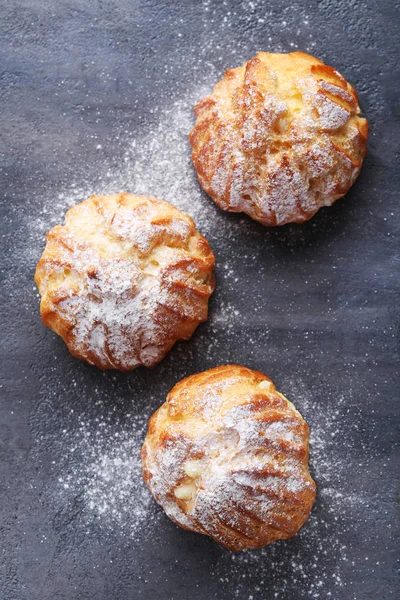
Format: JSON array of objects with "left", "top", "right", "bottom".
[
  {"left": 34, "top": 193, "right": 215, "bottom": 371},
  {"left": 141, "top": 365, "right": 316, "bottom": 551},
  {"left": 190, "top": 51, "right": 368, "bottom": 226}
]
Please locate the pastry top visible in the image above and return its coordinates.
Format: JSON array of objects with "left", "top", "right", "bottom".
[
  {"left": 34, "top": 193, "right": 215, "bottom": 371},
  {"left": 141, "top": 365, "right": 316, "bottom": 551},
  {"left": 190, "top": 51, "right": 368, "bottom": 226}
]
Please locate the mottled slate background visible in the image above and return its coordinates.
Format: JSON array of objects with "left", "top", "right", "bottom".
[{"left": 0, "top": 1, "right": 398, "bottom": 599}]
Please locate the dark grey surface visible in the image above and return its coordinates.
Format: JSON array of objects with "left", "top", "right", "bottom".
[{"left": 0, "top": 1, "right": 399, "bottom": 599}]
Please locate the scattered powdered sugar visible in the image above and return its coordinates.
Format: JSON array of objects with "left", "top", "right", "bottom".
[
  {"left": 50, "top": 376, "right": 383, "bottom": 598},
  {"left": 55, "top": 411, "right": 159, "bottom": 538}
]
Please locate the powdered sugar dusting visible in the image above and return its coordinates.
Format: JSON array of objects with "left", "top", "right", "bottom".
[
  {"left": 1, "top": 0, "right": 395, "bottom": 598},
  {"left": 55, "top": 412, "right": 158, "bottom": 537},
  {"left": 48, "top": 375, "right": 389, "bottom": 598}
]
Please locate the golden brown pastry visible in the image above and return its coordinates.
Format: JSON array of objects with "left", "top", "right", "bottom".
[
  {"left": 190, "top": 51, "right": 368, "bottom": 226},
  {"left": 34, "top": 193, "right": 215, "bottom": 371},
  {"left": 141, "top": 365, "right": 316, "bottom": 551}
]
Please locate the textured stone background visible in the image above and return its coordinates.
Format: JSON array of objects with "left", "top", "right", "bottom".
[{"left": 0, "top": 1, "right": 398, "bottom": 599}]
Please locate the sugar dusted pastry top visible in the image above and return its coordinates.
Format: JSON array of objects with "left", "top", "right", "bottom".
[
  {"left": 141, "top": 365, "right": 316, "bottom": 551},
  {"left": 190, "top": 51, "right": 368, "bottom": 226},
  {"left": 34, "top": 193, "right": 215, "bottom": 371}
]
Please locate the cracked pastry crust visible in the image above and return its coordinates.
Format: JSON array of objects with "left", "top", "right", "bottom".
[
  {"left": 190, "top": 51, "right": 368, "bottom": 226},
  {"left": 34, "top": 193, "right": 215, "bottom": 371},
  {"left": 141, "top": 365, "right": 316, "bottom": 551}
]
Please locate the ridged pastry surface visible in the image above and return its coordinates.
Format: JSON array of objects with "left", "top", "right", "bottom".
[
  {"left": 190, "top": 51, "right": 368, "bottom": 226},
  {"left": 141, "top": 365, "right": 316, "bottom": 551},
  {"left": 34, "top": 193, "right": 215, "bottom": 371}
]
